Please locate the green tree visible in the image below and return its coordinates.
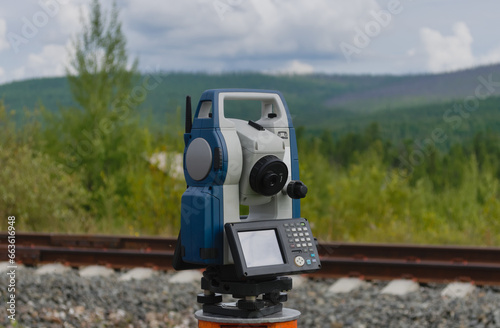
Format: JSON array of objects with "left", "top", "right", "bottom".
[
  {"left": 67, "top": 0, "right": 137, "bottom": 114},
  {"left": 43, "top": 0, "right": 147, "bottom": 222}
]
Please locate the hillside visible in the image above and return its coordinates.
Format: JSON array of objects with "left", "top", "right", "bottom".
[
  {"left": 325, "top": 63, "right": 500, "bottom": 111},
  {"left": 1, "top": 64, "right": 500, "bottom": 143}
]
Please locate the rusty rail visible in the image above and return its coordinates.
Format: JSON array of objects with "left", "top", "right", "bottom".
[{"left": 1, "top": 232, "right": 499, "bottom": 285}]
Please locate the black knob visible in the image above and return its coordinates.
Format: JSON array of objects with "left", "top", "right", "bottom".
[
  {"left": 249, "top": 155, "right": 288, "bottom": 196},
  {"left": 287, "top": 180, "right": 308, "bottom": 199}
]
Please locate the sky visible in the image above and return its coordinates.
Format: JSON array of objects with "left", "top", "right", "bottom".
[{"left": 0, "top": 0, "right": 500, "bottom": 85}]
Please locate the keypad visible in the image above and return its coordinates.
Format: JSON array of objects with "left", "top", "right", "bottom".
[{"left": 282, "top": 218, "right": 318, "bottom": 267}]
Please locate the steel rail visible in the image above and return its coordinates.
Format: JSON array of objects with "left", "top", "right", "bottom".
[{"left": 1, "top": 232, "right": 499, "bottom": 285}]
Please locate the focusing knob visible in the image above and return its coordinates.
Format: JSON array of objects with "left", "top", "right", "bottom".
[
  {"left": 287, "top": 180, "right": 308, "bottom": 199},
  {"left": 249, "top": 155, "right": 288, "bottom": 196}
]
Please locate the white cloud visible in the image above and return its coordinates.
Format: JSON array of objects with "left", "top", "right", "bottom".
[
  {"left": 271, "top": 60, "right": 314, "bottom": 75},
  {"left": 12, "top": 67, "right": 26, "bottom": 81},
  {"left": 420, "top": 22, "right": 500, "bottom": 73},
  {"left": 55, "top": 1, "right": 88, "bottom": 38},
  {"left": 14, "top": 42, "right": 70, "bottom": 80},
  {"left": 420, "top": 22, "right": 475, "bottom": 73},
  {"left": 0, "top": 18, "right": 9, "bottom": 52},
  {"left": 478, "top": 46, "right": 500, "bottom": 66},
  {"left": 123, "top": 0, "right": 380, "bottom": 70}
]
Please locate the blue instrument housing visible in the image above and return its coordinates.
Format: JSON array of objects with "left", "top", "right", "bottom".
[{"left": 180, "top": 89, "right": 301, "bottom": 266}]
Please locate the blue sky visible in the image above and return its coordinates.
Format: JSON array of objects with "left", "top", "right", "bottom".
[{"left": 0, "top": 0, "right": 499, "bottom": 84}]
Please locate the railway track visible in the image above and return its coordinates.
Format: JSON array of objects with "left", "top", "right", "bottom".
[{"left": 1, "top": 232, "right": 500, "bottom": 285}]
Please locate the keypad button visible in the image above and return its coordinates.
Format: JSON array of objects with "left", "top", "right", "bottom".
[
  {"left": 291, "top": 228, "right": 297, "bottom": 232},
  {"left": 299, "top": 233, "right": 304, "bottom": 237},
  {"left": 311, "top": 253, "right": 315, "bottom": 257},
  {"left": 305, "top": 232, "right": 310, "bottom": 236},
  {"left": 306, "top": 259, "right": 311, "bottom": 265},
  {"left": 297, "top": 228, "right": 302, "bottom": 232},
  {"left": 307, "top": 243, "right": 313, "bottom": 247},
  {"left": 285, "top": 228, "right": 291, "bottom": 232},
  {"left": 300, "top": 238, "right": 305, "bottom": 242},
  {"left": 294, "top": 256, "right": 305, "bottom": 267},
  {"left": 288, "top": 239, "right": 294, "bottom": 243},
  {"left": 284, "top": 223, "right": 289, "bottom": 227},
  {"left": 303, "top": 227, "right": 308, "bottom": 231},
  {"left": 312, "top": 259, "right": 317, "bottom": 263},
  {"left": 309, "top": 248, "right": 314, "bottom": 252},
  {"left": 293, "top": 233, "right": 298, "bottom": 237},
  {"left": 290, "top": 244, "right": 295, "bottom": 248},
  {"left": 287, "top": 234, "right": 292, "bottom": 238}
]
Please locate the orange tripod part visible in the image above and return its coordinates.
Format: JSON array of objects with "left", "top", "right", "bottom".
[
  {"left": 198, "top": 320, "right": 298, "bottom": 328},
  {"left": 195, "top": 308, "right": 300, "bottom": 328}
]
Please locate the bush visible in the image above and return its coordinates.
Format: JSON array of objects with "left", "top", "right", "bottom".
[{"left": 0, "top": 144, "right": 92, "bottom": 232}]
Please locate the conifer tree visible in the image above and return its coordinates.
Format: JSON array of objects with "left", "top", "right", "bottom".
[
  {"left": 67, "top": 0, "right": 138, "bottom": 114},
  {"left": 60, "top": 0, "right": 143, "bottom": 191},
  {"left": 43, "top": 0, "right": 145, "bottom": 221}
]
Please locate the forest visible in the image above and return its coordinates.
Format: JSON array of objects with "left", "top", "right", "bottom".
[{"left": 1, "top": 95, "right": 500, "bottom": 246}]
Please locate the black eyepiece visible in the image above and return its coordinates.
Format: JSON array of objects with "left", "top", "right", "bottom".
[{"left": 249, "top": 155, "right": 288, "bottom": 196}]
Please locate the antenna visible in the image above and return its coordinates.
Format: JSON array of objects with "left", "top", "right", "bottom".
[{"left": 185, "top": 95, "right": 192, "bottom": 133}]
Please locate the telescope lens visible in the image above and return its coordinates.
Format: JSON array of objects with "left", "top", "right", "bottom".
[
  {"left": 249, "top": 155, "right": 288, "bottom": 196},
  {"left": 264, "top": 173, "right": 278, "bottom": 188}
]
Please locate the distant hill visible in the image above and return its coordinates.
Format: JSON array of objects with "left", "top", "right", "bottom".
[
  {"left": 325, "top": 63, "right": 500, "bottom": 112},
  {"left": 0, "top": 77, "right": 73, "bottom": 112},
  {"left": 1, "top": 64, "right": 500, "bottom": 144}
]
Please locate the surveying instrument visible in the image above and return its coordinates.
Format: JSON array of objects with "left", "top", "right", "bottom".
[{"left": 173, "top": 89, "right": 321, "bottom": 327}]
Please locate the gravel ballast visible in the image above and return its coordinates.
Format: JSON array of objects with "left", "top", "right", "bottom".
[{"left": 1, "top": 267, "right": 500, "bottom": 327}]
